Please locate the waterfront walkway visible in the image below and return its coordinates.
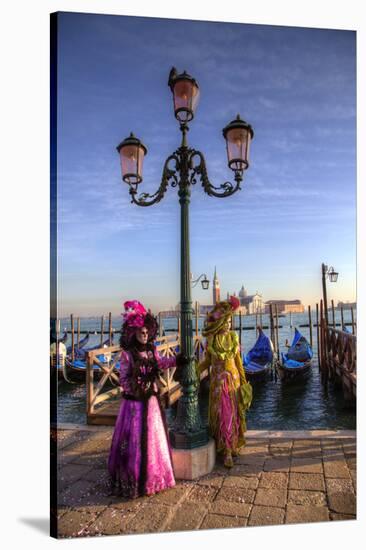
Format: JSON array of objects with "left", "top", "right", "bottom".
[{"left": 54, "top": 425, "right": 356, "bottom": 538}]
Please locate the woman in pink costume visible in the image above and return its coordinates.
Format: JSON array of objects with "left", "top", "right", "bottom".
[
  {"left": 198, "top": 296, "right": 252, "bottom": 468},
  {"left": 108, "top": 300, "right": 180, "bottom": 498}
]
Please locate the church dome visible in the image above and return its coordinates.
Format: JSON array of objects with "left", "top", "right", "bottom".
[{"left": 239, "top": 285, "right": 247, "bottom": 298}]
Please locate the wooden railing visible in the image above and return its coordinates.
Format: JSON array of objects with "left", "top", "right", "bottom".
[
  {"left": 86, "top": 334, "right": 207, "bottom": 421},
  {"left": 319, "top": 324, "right": 356, "bottom": 400}
]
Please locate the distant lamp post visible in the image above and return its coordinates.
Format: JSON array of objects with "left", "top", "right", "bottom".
[
  {"left": 191, "top": 273, "right": 210, "bottom": 290},
  {"left": 322, "top": 263, "right": 339, "bottom": 325},
  {"left": 117, "top": 67, "right": 253, "bottom": 450}
]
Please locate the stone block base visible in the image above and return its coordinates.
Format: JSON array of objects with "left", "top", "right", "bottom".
[{"left": 172, "top": 438, "right": 216, "bottom": 480}]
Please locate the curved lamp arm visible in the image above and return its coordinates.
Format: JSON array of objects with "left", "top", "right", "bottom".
[
  {"left": 189, "top": 150, "right": 243, "bottom": 198},
  {"left": 129, "top": 154, "right": 180, "bottom": 207},
  {"left": 191, "top": 273, "right": 209, "bottom": 288}
]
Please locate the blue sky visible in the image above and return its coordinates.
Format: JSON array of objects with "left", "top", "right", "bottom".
[{"left": 56, "top": 12, "right": 356, "bottom": 316}]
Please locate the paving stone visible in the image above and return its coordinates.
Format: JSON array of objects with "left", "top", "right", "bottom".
[
  {"left": 239, "top": 444, "right": 268, "bottom": 456},
  {"left": 346, "top": 457, "right": 356, "bottom": 470},
  {"left": 59, "top": 463, "right": 93, "bottom": 484},
  {"left": 328, "top": 492, "right": 356, "bottom": 515},
  {"left": 85, "top": 507, "right": 136, "bottom": 536},
  {"left": 236, "top": 455, "right": 266, "bottom": 467},
  {"left": 289, "top": 473, "right": 325, "bottom": 492},
  {"left": 326, "top": 478, "right": 354, "bottom": 494},
  {"left": 292, "top": 448, "right": 322, "bottom": 459},
  {"left": 330, "top": 513, "right": 356, "bottom": 521},
  {"left": 264, "top": 458, "right": 291, "bottom": 473},
  {"left": 126, "top": 503, "right": 172, "bottom": 533},
  {"left": 293, "top": 439, "right": 321, "bottom": 448},
  {"left": 200, "top": 513, "right": 247, "bottom": 530},
  {"left": 149, "top": 483, "right": 191, "bottom": 505},
  {"left": 58, "top": 508, "right": 99, "bottom": 538},
  {"left": 187, "top": 484, "right": 218, "bottom": 502},
  {"left": 285, "top": 505, "right": 330, "bottom": 524},
  {"left": 58, "top": 479, "right": 96, "bottom": 507},
  {"left": 70, "top": 453, "right": 108, "bottom": 468},
  {"left": 290, "top": 458, "right": 323, "bottom": 474},
  {"left": 82, "top": 468, "right": 110, "bottom": 484},
  {"left": 198, "top": 474, "right": 225, "bottom": 489},
  {"left": 166, "top": 501, "right": 207, "bottom": 531},
  {"left": 259, "top": 472, "right": 288, "bottom": 490},
  {"left": 228, "top": 464, "right": 261, "bottom": 476},
  {"left": 254, "top": 488, "right": 287, "bottom": 508},
  {"left": 57, "top": 430, "right": 92, "bottom": 450},
  {"left": 223, "top": 475, "right": 259, "bottom": 490},
  {"left": 342, "top": 443, "right": 356, "bottom": 458},
  {"left": 269, "top": 439, "right": 292, "bottom": 449},
  {"left": 209, "top": 500, "right": 251, "bottom": 518},
  {"left": 216, "top": 486, "right": 256, "bottom": 504},
  {"left": 248, "top": 506, "right": 285, "bottom": 526},
  {"left": 269, "top": 447, "right": 292, "bottom": 458},
  {"left": 350, "top": 469, "right": 357, "bottom": 491},
  {"left": 323, "top": 458, "right": 350, "bottom": 478},
  {"left": 288, "top": 490, "right": 327, "bottom": 506}
]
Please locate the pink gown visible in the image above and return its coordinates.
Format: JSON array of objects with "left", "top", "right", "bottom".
[{"left": 108, "top": 348, "right": 176, "bottom": 498}]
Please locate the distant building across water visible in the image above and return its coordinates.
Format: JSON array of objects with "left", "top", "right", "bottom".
[{"left": 264, "top": 299, "right": 305, "bottom": 314}]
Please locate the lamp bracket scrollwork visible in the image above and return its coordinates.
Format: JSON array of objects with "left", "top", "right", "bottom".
[
  {"left": 188, "top": 150, "right": 242, "bottom": 198},
  {"left": 129, "top": 153, "right": 180, "bottom": 206}
]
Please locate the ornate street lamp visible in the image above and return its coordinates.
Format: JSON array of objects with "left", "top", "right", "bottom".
[
  {"left": 117, "top": 67, "right": 254, "bottom": 449},
  {"left": 321, "top": 263, "right": 339, "bottom": 325},
  {"left": 191, "top": 273, "right": 210, "bottom": 290}
]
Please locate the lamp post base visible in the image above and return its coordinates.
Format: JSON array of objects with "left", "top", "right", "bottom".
[
  {"left": 171, "top": 438, "right": 216, "bottom": 480},
  {"left": 169, "top": 426, "right": 208, "bottom": 450}
]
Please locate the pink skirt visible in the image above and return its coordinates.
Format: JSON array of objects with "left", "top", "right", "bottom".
[{"left": 108, "top": 395, "right": 175, "bottom": 498}]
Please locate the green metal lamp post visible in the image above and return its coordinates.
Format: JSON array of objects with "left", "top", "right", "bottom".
[
  {"left": 321, "top": 263, "right": 339, "bottom": 325},
  {"left": 117, "top": 68, "right": 254, "bottom": 449}
]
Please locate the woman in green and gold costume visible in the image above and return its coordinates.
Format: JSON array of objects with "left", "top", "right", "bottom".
[{"left": 198, "top": 296, "right": 252, "bottom": 468}]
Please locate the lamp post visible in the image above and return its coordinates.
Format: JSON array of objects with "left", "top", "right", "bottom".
[
  {"left": 117, "top": 68, "right": 253, "bottom": 450},
  {"left": 321, "top": 263, "right": 339, "bottom": 325}
]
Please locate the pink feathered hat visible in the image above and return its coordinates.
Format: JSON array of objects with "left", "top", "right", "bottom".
[{"left": 120, "top": 300, "right": 158, "bottom": 347}]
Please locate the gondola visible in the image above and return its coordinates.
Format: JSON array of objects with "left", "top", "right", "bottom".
[
  {"left": 243, "top": 327, "right": 274, "bottom": 381},
  {"left": 66, "top": 335, "right": 116, "bottom": 380},
  {"left": 66, "top": 332, "right": 90, "bottom": 356},
  {"left": 276, "top": 327, "right": 313, "bottom": 381}
]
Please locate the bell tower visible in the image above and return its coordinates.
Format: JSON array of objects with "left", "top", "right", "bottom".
[{"left": 213, "top": 266, "right": 220, "bottom": 305}]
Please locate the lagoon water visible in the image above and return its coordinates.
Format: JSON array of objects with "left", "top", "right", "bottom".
[{"left": 57, "top": 310, "right": 356, "bottom": 430}]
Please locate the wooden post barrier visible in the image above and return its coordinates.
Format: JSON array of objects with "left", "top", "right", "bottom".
[
  {"left": 71, "top": 314, "right": 74, "bottom": 362},
  {"left": 100, "top": 315, "right": 104, "bottom": 346},
  {"left": 275, "top": 304, "right": 280, "bottom": 361},
  {"left": 341, "top": 305, "right": 344, "bottom": 331},
  {"left": 77, "top": 317, "right": 80, "bottom": 348},
  {"left": 316, "top": 303, "right": 320, "bottom": 369},
  {"left": 308, "top": 305, "right": 313, "bottom": 348}
]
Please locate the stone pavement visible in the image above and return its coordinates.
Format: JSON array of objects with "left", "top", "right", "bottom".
[{"left": 53, "top": 426, "right": 356, "bottom": 538}]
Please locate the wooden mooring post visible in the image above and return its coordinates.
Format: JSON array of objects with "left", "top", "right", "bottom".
[
  {"left": 316, "top": 303, "right": 320, "bottom": 369},
  {"left": 340, "top": 305, "right": 345, "bottom": 331},
  {"left": 108, "top": 312, "right": 112, "bottom": 342},
  {"left": 70, "top": 314, "right": 75, "bottom": 361},
  {"left": 308, "top": 305, "right": 313, "bottom": 348},
  {"left": 274, "top": 304, "right": 280, "bottom": 361},
  {"left": 100, "top": 315, "right": 105, "bottom": 346},
  {"left": 351, "top": 307, "right": 355, "bottom": 334},
  {"left": 331, "top": 299, "right": 336, "bottom": 329},
  {"left": 77, "top": 317, "right": 80, "bottom": 348}
]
